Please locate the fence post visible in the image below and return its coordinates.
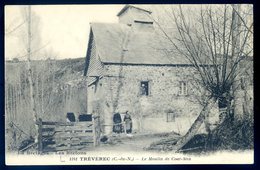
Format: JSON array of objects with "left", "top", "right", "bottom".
[
  {"left": 37, "top": 118, "right": 43, "bottom": 154},
  {"left": 124, "top": 122, "right": 126, "bottom": 134},
  {"left": 97, "top": 117, "right": 100, "bottom": 146},
  {"left": 92, "top": 116, "right": 96, "bottom": 147}
]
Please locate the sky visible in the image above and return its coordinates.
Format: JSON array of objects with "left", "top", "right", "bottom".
[
  {"left": 5, "top": 5, "right": 124, "bottom": 60},
  {"left": 5, "top": 4, "right": 253, "bottom": 60}
]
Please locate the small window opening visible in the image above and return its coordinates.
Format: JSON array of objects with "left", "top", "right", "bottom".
[
  {"left": 166, "top": 112, "right": 176, "bottom": 122},
  {"left": 140, "top": 81, "right": 149, "bottom": 96},
  {"left": 179, "top": 81, "right": 188, "bottom": 95}
]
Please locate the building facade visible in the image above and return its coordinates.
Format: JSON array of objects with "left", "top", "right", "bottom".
[{"left": 84, "top": 5, "right": 219, "bottom": 135}]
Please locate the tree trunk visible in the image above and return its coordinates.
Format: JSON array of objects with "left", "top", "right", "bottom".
[
  {"left": 5, "top": 84, "right": 10, "bottom": 123},
  {"left": 41, "top": 72, "right": 44, "bottom": 114},
  {"left": 103, "top": 101, "right": 113, "bottom": 135},
  {"left": 204, "top": 110, "right": 211, "bottom": 134},
  {"left": 231, "top": 4, "right": 244, "bottom": 121},
  {"left": 26, "top": 6, "right": 38, "bottom": 141},
  {"left": 204, "top": 111, "right": 212, "bottom": 150},
  {"left": 233, "top": 82, "right": 244, "bottom": 120},
  {"left": 175, "top": 100, "right": 213, "bottom": 152},
  {"left": 218, "top": 95, "right": 230, "bottom": 122},
  {"left": 35, "top": 69, "right": 39, "bottom": 113},
  {"left": 241, "top": 79, "right": 252, "bottom": 119},
  {"left": 14, "top": 85, "right": 17, "bottom": 121}
]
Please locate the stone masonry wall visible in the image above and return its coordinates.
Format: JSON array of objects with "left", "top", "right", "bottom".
[{"left": 98, "top": 64, "right": 218, "bottom": 134}]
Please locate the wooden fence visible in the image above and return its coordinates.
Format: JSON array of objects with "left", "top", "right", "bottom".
[{"left": 37, "top": 116, "right": 100, "bottom": 152}]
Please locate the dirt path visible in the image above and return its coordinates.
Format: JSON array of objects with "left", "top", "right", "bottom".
[{"left": 94, "top": 133, "right": 179, "bottom": 152}]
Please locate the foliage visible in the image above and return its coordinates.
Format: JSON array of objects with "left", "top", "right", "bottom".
[
  {"left": 206, "top": 116, "right": 254, "bottom": 151},
  {"left": 5, "top": 58, "right": 87, "bottom": 151},
  {"left": 147, "top": 116, "right": 254, "bottom": 153},
  {"left": 149, "top": 4, "right": 253, "bottom": 152},
  {"left": 153, "top": 4, "right": 253, "bottom": 104}
]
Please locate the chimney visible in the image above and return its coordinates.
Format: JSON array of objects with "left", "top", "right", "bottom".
[{"left": 117, "top": 5, "right": 154, "bottom": 32}]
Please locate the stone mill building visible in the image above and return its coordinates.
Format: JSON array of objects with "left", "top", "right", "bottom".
[{"left": 84, "top": 5, "right": 215, "bottom": 135}]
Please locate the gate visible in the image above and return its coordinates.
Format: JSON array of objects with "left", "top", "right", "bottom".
[{"left": 37, "top": 116, "right": 100, "bottom": 152}]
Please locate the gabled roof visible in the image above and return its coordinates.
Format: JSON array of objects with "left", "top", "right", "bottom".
[
  {"left": 117, "top": 4, "right": 152, "bottom": 16},
  {"left": 90, "top": 22, "right": 191, "bottom": 65}
]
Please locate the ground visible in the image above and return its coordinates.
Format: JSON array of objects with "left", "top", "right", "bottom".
[{"left": 93, "top": 132, "right": 180, "bottom": 152}]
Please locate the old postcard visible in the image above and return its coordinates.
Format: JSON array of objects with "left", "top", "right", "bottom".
[{"left": 5, "top": 4, "right": 254, "bottom": 165}]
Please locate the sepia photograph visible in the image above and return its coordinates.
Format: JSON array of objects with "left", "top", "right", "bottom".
[{"left": 5, "top": 4, "right": 253, "bottom": 165}]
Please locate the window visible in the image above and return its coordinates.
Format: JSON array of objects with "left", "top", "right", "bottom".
[
  {"left": 166, "top": 112, "right": 176, "bottom": 122},
  {"left": 140, "top": 81, "right": 149, "bottom": 96},
  {"left": 179, "top": 81, "right": 188, "bottom": 95}
]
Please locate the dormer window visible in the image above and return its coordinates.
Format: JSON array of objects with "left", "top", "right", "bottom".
[{"left": 117, "top": 5, "right": 153, "bottom": 31}]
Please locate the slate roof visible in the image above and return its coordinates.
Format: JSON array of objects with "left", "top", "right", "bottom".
[{"left": 90, "top": 22, "right": 191, "bottom": 65}]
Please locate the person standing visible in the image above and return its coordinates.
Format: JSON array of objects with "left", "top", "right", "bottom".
[
  {"left": 113, "top": 112, "right": 122, "bottom": 133},
  {"left": 124, "top": 111, "right": 132, "bottom": 134}
]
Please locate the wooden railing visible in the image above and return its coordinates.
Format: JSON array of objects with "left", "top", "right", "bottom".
[{"left": 37, "top": 116, "right": 100, "bottom": 152}]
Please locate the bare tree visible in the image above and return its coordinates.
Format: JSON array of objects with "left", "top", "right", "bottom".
[
  {"left": 5, "top": 6, "right": 48, "bottom": 149},
  {"left": 230, "top": 4, "right": 253, "bottom": 120},
  {"left": 151, "top": 4, "right": 253, "bottom": 150},
  {"left": 26, "top": 6, "right": 39, "bottom": 143}
]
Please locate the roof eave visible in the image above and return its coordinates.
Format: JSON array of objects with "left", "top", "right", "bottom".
[
  {"left": 84, "top": 25, "right": 104, "bottom": 77},
  {"left": 101, "top": 62, "right": 203, "bottom": 67},
  {"left": 84, "top": 28, "right": 94, "bottom": 76}
]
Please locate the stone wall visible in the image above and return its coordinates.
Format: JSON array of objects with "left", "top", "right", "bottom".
[{"left": 97, "top": 64, "right": 214, "bottom": 134}]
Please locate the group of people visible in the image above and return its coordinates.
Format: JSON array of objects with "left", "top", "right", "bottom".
[
  {"left": 66, "top": 111, "right": 133, "bottom": 134},
  {"left": 113, "top": 111, "right": 132, "bottom": 134}
]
